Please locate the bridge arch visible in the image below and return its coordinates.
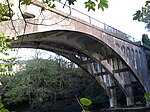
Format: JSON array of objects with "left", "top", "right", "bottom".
[{"left": 11, "top": 29, "right": 145, "bottom": 97}]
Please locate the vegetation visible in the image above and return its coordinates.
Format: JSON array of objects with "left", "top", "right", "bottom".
[
  {"left": 0, "top": 56, "right": 110, "bottom": 111},
  {"left": 0, "top": 34, "right": 14, "bottom": 76},
  {"left": 142, "top": 34, "right": 150, "bottom": 47},
  {"left": 22, "top": 0, "right": 109, "bottom": 11},
  {"left": 0, "top": 3, "right": 17, "bottom": 111},
  {"left": 0, "top": 2, "right": 14, "bottom": 22},
  {"left": 79, "top": 98, "right": 92, "bottom": 112},
  {"left": 133, "top": 0, "right": 150, "bottom": 30},
  {"left": 1, "top": 57, "right": 78, "bottom": 110},
  {"left": 0, "top": 102, "right": 9, "bottom": 112},
  {"left": 0, "top": 0, "right": 17, "bottom": 76},
  {"left": 0, "top": 96, "right": 9, "bottom": 112},
  {"left": 144, "top": 92, "right": 150, "bottom": 103}
]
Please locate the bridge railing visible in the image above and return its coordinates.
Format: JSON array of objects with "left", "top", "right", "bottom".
[{"left": 55, "top": 1, "right": 135, "bottom": 42}]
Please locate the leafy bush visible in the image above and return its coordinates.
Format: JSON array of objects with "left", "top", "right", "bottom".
[{"left": 142, "top": 34, "right": 150, "bottom": 47}]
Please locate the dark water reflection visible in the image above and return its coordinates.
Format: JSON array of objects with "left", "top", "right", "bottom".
[
  {"left": 16, "top": 109, "right": 149, "bottom": 112},
  {"left": 50, "top": 108, "right": 150, "bottom": 112},
  {"left": 49, "top": 110, "right": 150, "bottom": 112},
  {"left": 95, "top": 109, "right": 150, "bottom": 112},
  {"left": 101, "top": 110, "right": 150, "bottom": 112}
]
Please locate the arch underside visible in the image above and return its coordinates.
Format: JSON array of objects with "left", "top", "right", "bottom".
[{"left": 11, "top": 30, "right": 145, "bottom": 98}]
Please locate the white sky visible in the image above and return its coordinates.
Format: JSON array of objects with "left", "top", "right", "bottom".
[
  {"left": 69, "top": 0, "right": 149, "bottom": 41},
  {"left": 2, "top": 0, "right": 150, "bottom": 59}
]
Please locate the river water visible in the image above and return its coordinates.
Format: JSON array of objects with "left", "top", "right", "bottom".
[
  {"left": 52, "top": 110, "right": 150, "bottom": 112},
  {"left": 50, "top": 109, "right": 150, "bottom": 112},
  {"left": 17, "top": 109, "right": 150, "bottom": 112}
]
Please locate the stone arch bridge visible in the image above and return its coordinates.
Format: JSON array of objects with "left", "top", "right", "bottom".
[{"left": 0, "top": 0, "right": 150, "bottom": 108}]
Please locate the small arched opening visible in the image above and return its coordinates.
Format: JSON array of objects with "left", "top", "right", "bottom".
[
  {"left": 131, "top": 49, "right": 135, "bottom": 66},
  {"left": 121, "top": 45, "right": 125, "bottom": 53},
  {"left": 126, "top": 47, "right": 131, "bottom": 59},
  {"left": 135, "top": 50, "right": 138, "bottom": 69}
]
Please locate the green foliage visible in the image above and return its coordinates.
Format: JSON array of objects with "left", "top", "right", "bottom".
[
  {"left": 43, "top": 0, "right": 56, "bottom": 9},
  {"left": 84, "top": 0, "right": 108, "bottom": 11},
  {"left": 80, "top": 98, "right": 92, "bottom": 106},
  {"left": 0, "top": 3, "right": 14, "bottom": 22},
  {"left": 0, "top": 103, "right": 4, "bottom": 109},
  {"left": 0, "top": 99, "right": 9, "bottom": 112},
  {"left": 3, "top": 59, "right": 58, "bottom": 105},
  {"left": 20, "top": 0, "right": 31, "bottom": 5},
  {"left": 98, "top": 0, "right": 108, "bottom": 11},
  {"left": 0, "top": 34, "right": 16, "bottom": 76},
  {"left": 0, "top": 57, "right": 82, "bottom": 111},
  {"left": 142, "top": 34, "right": 150, "bottom": 47},
  {"left": 133, "top": 10, "right": 143, "bottom": 21},
  {"left": 85, "top": 0, "right": 96, "bottom": 11},
  {"left": 0, "top": 109, "right": 9, "bottom": 112},
  {"left": 20, "top": 0, "right": 108, "bottom": 11},
  {"left": 144, "top": 92, "right": 150, "bottom": 103},
  {"left": 78, "top": 97, "right": 92, "bottom": 112},
  {"left": 0, "top": 33, "right": 16, "bottom": 112},
  {"left": 0, "top": 3, "right": 16, "bottom": 111},
  {"left": 0, "top": 56, "right": 110, "bottom": 111},
  {"left": 133, "top": 0, "right": 150, "bottom": 29},
  {"left": 0, "top": 34, "right": 10, "bottom": 55},
  {"left": 43, "top": 0, "right": 108, "bottom": 11},
  {"left": 144, "top": 92, "right": 150, "bottom": 98}
]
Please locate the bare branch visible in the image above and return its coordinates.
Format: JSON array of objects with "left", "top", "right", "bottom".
[
  {"left": 18, "top": 0, "right": 27, "bottom": 34},
  {"left": 26, "top": 13, "right": 71, "bottom": 26},
  {"left": 5, "top": 0, "right": 18, "bottom": 36}
]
